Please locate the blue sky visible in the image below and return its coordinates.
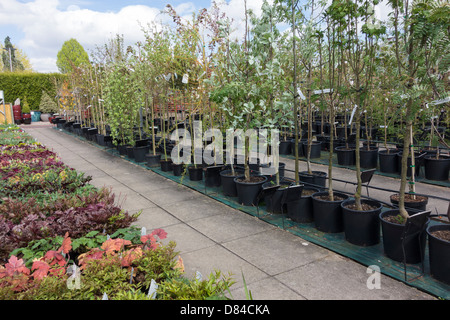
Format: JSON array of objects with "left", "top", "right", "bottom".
[{"left": 1, "top": 0, "right": 391, "bottom": 73}]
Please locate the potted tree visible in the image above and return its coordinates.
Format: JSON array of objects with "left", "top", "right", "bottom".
[
  {"left": 39, "top": 91, "right": 58, "bottom": 122},
  {"left": 21, "top": 96, "right": 32, "bottom": 124},
  {"left": 378, "top": 0, "right": 446, "bottom": 263}
]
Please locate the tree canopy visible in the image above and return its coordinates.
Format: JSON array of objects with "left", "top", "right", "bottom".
[{"left": 56, "top": 38, "right": 90, "bottom": 74}]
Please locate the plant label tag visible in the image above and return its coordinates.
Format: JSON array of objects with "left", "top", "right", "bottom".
[
  {"left": 196, "top": 271, "right": 203, "bottom": 281},
  {"left": 148, "top": 279, "right": 158, "bottom": 299},
  {"left": 141, "top": 227, "right": 146, "bottom": 236},
  {"left": 182, "top": 74, "right": 189, "bottom": 84},
  {"left": 297, "top": 88, "right": 305, "bottom": 100},
  {"left": 430, "top": 97, "right": 449, "bottom": 105},
  {"left": 102, "top": 292, "right": 108, "bottom": 300}
]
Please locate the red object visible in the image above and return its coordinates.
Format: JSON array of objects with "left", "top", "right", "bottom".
[{"left": 13, "top": 105, "right": 22, "bottom": 121}]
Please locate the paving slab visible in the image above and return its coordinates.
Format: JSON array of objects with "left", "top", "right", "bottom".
[{"left": 20, "top": 123, "right": 441, "bottom": 301}]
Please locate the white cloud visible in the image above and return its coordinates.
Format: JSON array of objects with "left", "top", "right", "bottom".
[
  {"left": 0, "top": 0, "right": 164, "bottom": 72},
  {"left": 0, "top": 0, "right": 271, "bottom": 73}
]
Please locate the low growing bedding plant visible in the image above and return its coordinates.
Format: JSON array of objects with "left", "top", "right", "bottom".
[{"left": 0, "top": 124, "right": 237, "bottom": 300}]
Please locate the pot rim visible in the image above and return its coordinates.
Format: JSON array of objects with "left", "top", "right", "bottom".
[
  {"left": 426, "top": 224, "right": 450, "bottom": 244},
  {"left": 234, "top": 175, "right": 268, "bottom": 185},
  {"left": 341, "top": 199, "right": 383, "bottom": 213},
  {"left": 312, "top": 191, "right": 349, "bottom": 202}
]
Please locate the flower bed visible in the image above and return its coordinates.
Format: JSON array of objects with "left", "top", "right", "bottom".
[{"left": 0, "top": 125, "right": 235, "bottom": 300}]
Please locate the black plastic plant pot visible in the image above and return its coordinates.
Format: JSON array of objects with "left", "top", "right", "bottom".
[
  {"left": 117, "top": 144, "right": 128, "bottom": 156},
  {"left": 397, "top": 152, "right": 425, "bottom": 177},
  {"left": 379, "top": 210, "right": 429, "bottom": 264},
  {"left": 335, "top": 146, "right": 356, "bottom": 166},
  {"left": 260, "top": 162, "right": 286, "bottom": 183},
  {"left": 220, "top": 169, "right": 243, "bottom": 197},
  {"left": 427, "top": 224, "right": 450, "bottom": 285},
  {"left": 160, "top": 159, "right": 173, "bottom": 172},
  {"left": 290, "top": 138, "right": 306, "bottom": 157},
  {"left": 133, "top": 146, "right": 149, "bottom": 163},
  {"left": 286, "top": 186, "right": 320, "bottom": 223},
  {"left": 146, "top": 154, "right": 161, "bottom": 168},
  {"left": 87, "top": 128, "right": 98, "bottom": 141},
  {"left": 299, "top": 171, "right": 327, "bottom": 188},
  {"left": 311, "top": 191, "right": 349, "bottom": 233},
  {"left": 424, "top": 155, "right": 450, "bottom": 181},
  {"left": 279, "top": 140, "right": 292, "bottom": 155},
  {"left": 126, "top": 146, "right": 135, "bottom": 159},
  {"left": 262, "top": 181, "right": 292, "bottom": 214},
  {"left": 172, "top": 163, "right": 185, "bottom": 176},
  {"left": 188, "top": 166, "right": 203, "bottom": 181},
  {"left": 96, "top": 134, "right": 105, "bottom": 146},
  {"left": 302, "top": 141, "right": 322, "bottom": 159},
  {"left": 378, "top": 149, "right": 399, "bottom": 174},
  {"left": 135, "top": 139, "right": 149, "bottom": 148},
  {"left": 204, "top": 166, "right": 223, "bottom": 187},
  {"left": 234, "top": 175, "right": 268, "bottom": 206},
  {"left": 341, "top": 199, "right": 382, "bottom": 246},
  {"left": 359, "top": 147, "right": 379, "bottom": 169}
]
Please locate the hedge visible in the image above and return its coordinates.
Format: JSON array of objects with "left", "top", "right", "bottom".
[{"left": 0, "top": 72, "right": 67, "bottom": 111}]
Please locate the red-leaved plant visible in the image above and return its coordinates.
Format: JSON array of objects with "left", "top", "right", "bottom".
[{"left": 0, "top": 228, "right": 171, "bottom": 293}]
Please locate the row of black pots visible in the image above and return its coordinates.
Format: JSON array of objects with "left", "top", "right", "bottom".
[
  {"left": 296, "top": 190, "right": 449, "bottom": 285},
  {"left": 58, "top": 123, "right": 450, "bottom": 285},
  {"left": 279, "top": 139, "right": 322, "bottom": 159},
  {"left": 335, "top": 147, "right": 450, "bottom": 181}
]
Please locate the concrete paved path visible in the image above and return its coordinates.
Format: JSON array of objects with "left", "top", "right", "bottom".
[{"left": 21, "top": 122, "right": 440, "bottom": 300}]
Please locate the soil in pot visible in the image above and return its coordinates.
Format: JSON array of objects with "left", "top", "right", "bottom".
[
  {"left": 287, "top": 186, "right": 320, "bottom": 223},
  {"left": 427, "top": 224, "right": 450, "bottom": 285},
  {"left": 390, "top": 193, "right": 428, "bottom": 211},
  {"left": 234, "top": 175, "right": 268, "bottom": 206},
  {"left": 379, "top": 210, "right": 429, "bottom": 264},
  {"left": 424, "top": 155, "right": 450, "bottom": 181},
  {"left": 311, "top": 191, "right": 349, "bottom": 233},
  {"left": 342, "top": 199, "right": 382, "bottom": 246}
]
